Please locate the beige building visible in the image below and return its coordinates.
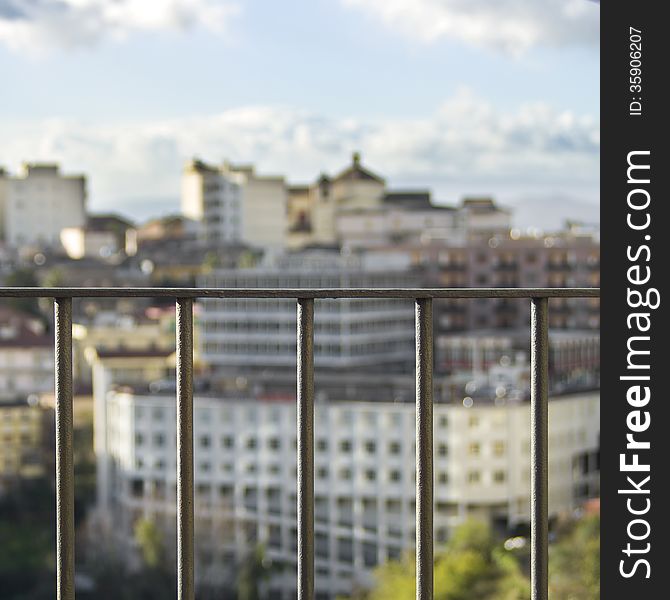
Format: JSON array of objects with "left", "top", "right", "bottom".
[
  {"left": 287, "top": 153, "right": 386, "bottom": 248},
  {"left": 222, "top": 162, "right": 287, "bottom": 249},
  {"left": 286, "top": 156, "right": 513, "bottom": 251},
  {"left": 0, "top": 399, "right": 48, "bottom": 492},
  {"left": 73, "top": 308, "right": 176, "bottom": 384},
  {"left": 60, "top": 214, "right": 135, "bottom": 260}
]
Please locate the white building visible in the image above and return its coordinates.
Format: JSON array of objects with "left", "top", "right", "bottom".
[
  {"left": 181, "top": 159, "right": 287, "bottom": 248},
  {"left": 0, "top": 163, "right": 87, "bottom": 248},
  {"left": 336, "top": 196, "right": 513, "bottom": 251},
  {"left": 0, "top": 306, "right": 54, "bottom": 400},
  {"left": 181, "top": 159, "right": 243, "bottom": 244},
  {"left": 336, "top": 204, "right": 458, "bottom": 249},
  {"left": 199, "top": 251, "right": 419, "bottom": 371},
  {"left": 99, "top": 386, "right": 600, "bottom": 599}
]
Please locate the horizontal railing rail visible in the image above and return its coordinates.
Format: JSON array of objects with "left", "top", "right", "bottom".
[
  {"left": 0, "top": 286, "right": 599, "bottom": 600},
  {"left": 0, "top": 287, "right": 598, "bottom": 298}
]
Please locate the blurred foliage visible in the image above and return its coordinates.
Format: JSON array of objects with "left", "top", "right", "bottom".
[
  {"left": 237, "top": 544, "right": 273, "bottom": 600},
  {"left": 349, "top": 515, "right": 600, "bottom": 600},
  {"left": 351, "top": 519, "right": 531, "bottom": 600},
  {"left": 4, "top": 268, "right": 42, "bottom": 317},
  {"left": 134, "top": 518, "right": 165, "bottom": 569},
  {"left": 549, "top": 515, "right": 600, "bottom": 600},
  {"left": 0, "top": 477, "right": 55, "bottom": 599}
]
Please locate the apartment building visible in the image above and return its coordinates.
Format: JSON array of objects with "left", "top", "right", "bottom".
[
  {"left": 0, "top": 398, "right": 48, "bottom": 493},
  {"left": 182, "top": 159, "right": 243, "bottom": 244},
  {"left": 181, "top": 159, "right": 287, "bottom": 248},
  {"left": 335, "top": 196, "right": 512, "bottom": 249},
  {"left": 0, "top": 163, "right": 87, "bottom": 248},
  {"left": 86, "top": 345, "right": 175, "bottom": 516},
  {"left": 436, "top": 329, "right": 600, "bottom": 387},
  {"left": 0, "top": 306, "right": 53, "bottom": 400},
  {"left": 72, "top": 308, "right": 176, "bottom": 384},
  {"left": 99, "top": 387, "right": 600, "bottom": 599},
  {"left": 365, "top": 225, "right": 600, "bottom": 332},
  {"left": 198, "top": 250, "right": 419, "bottom": 371}
]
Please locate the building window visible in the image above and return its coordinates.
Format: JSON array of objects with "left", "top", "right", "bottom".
[
  {"left": 363, "top": 542, "right": 378, "bottom": 568},
  {"left": 389, "top": 441, "right": 401, "bottom": 455},
  {"left": 339, "top": 440, "right": 352, "bottom": 453},
  {"left": 437, "top": 444, "right": 448, "bottom": 457},
  {"left": 468, "top": 471, "right": 481, "bottom": 484},
  {"left": 337, "top": 538, "right": 354, "bottom": 564},
  {"left": 468, "top": 443, "right": 480, "bottom": 456},
  {"left": 494, "top": 470, "right": 506, "bottom": 483},
  {"left": 364, "top": 441, "right": 376, "bottom": 454},
  {"left": 199, "top": 435, "right": 211, "bottom": 449},
  {"left": 389, "top": 470, "right": 402, "bottom": 483},
  {"left": 438, "top": 472, "right": 448, "bottom": 484},
  {"left": 493, "top": 441, "right": 506, "bottom": 456}
]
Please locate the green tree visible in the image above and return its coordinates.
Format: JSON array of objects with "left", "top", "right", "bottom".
[
  {"left": 237, "top": 544, "right": 273, "bottom": 600},
  {"left": 366, "top": 520, "right": 529, "bottom": 600},
  {"left": 4, "top": 268, "right": 42, "bottom": 317},
  {"left": 134, "top": 518, "right": 165, "bottom": 569},
  {"left": 549, "top": 515, "right": 599, "bottom": 600}
]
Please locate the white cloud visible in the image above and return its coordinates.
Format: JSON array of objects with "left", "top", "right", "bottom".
[
  {"left": 342, "top": 0, "right": 599, "bottom": 54},
  {"left": 0, "top": 89, "right": 599, "bottom": 219},
  {"left": 0, "top": 0, "right": 238, "bottom": 53}
]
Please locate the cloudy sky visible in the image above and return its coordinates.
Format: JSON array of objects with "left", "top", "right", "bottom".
[{"left": 0, "top": 0, "right": 599, "bottom": 229}]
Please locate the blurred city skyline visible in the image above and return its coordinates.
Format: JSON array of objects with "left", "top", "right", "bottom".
[{"left": 0, "top": 0, "right": 600, "bottom": 229}]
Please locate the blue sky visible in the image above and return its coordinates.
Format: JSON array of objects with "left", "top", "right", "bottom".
[{"left": 0, "top": 0, "right": 600, "bottom": 229}]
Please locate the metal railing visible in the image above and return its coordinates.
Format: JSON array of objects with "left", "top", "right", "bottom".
[{"left": 0, "top": 287, "right": 600, "bottom": 600}]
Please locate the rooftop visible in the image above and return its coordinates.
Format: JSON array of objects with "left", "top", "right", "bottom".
[{"left": 332, "top": 152, "right": 385, "bottom": 184}]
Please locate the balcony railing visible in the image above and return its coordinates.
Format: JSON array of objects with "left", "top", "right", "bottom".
[{"left": 0, "top": 286, "right": 600, "bottom": 600}]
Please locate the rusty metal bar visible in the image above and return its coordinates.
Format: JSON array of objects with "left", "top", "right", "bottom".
[
  {"left": 530, "top": 298, "right": 549, "bottom": 600},
  {"left": 0, "top": 287, "right": 600, "bottom": 299},
  {"left": 176, "top": 298, "right": 195, "bottom": 600},
  {"left": 297, "top": 298, "right": 315, "bottom": 600},
  {"left": 55, "top": 297, "right": 75, "bottom": 600},
  {"left": 415, "top": 298, "right": 433, "bottom": 600},
  {"left": 15, "top": 286, "right": 595, "bottom": 600}
]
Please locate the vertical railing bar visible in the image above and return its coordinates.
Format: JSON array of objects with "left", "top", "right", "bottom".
[
  {"left": 176, "top": 298, "right": 195, "bottom": 600},
  {"left": 55, "top": 297, "right": 75, "bottom": 600},
  {"left": 297, "top": 298, "right": 315, "bottom": 600},
  {"left": 530, "top": 298, "right": 549, "bottom": 600},
  {"left": 415, "top": 298, "right": 433, "bottom": 600}
]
